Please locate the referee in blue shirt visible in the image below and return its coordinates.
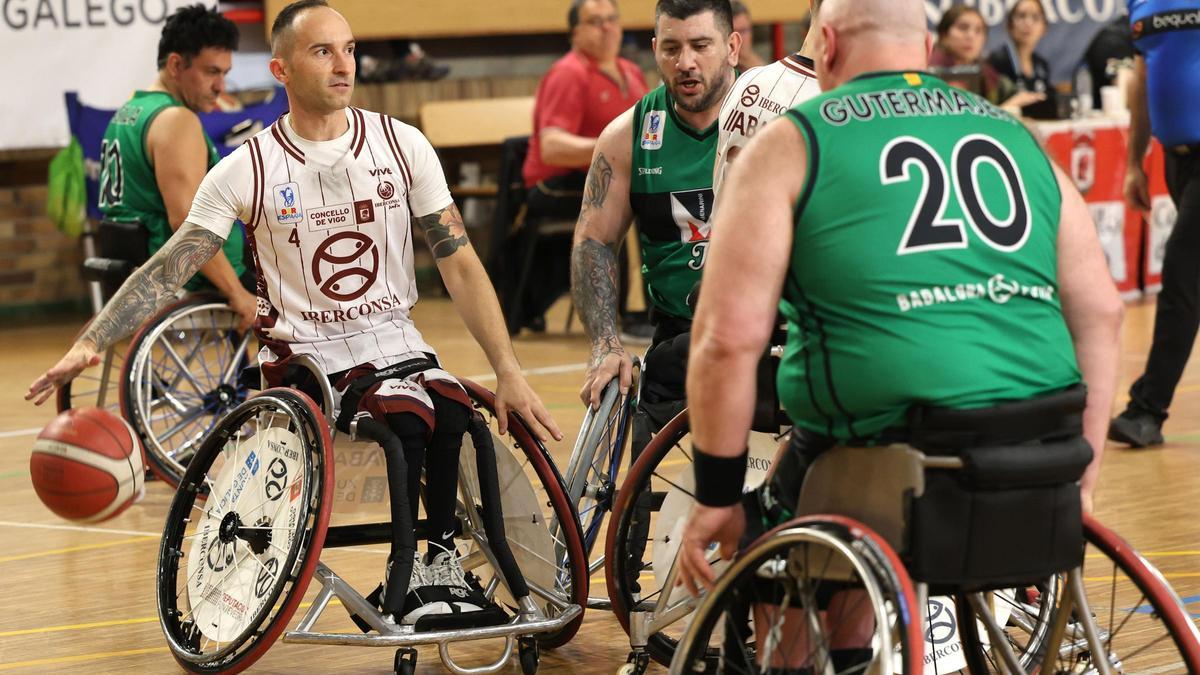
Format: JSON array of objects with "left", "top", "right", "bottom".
[{"left": 1110, "top": 0, "right": 1200, "bottom": 447}]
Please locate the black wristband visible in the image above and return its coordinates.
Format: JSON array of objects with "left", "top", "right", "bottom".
[{"left": 692, "top": 445, "right": 748, "bottom": 507}]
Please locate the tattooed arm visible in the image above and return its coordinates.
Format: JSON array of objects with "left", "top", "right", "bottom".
[
  {"left": 570, "top": 108, "right": 636, "bottom": 408},
  {"left": 415, "top": 202, "right": 562, "bottom": 442},
  {"left": 27, "top": 223, "right": 225, "bottom": 404}
]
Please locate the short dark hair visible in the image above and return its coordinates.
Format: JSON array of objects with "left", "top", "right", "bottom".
[
  {"left": 936, "top": 5, "right": 984, "bottom": 39},
  {"left": 271, "top": 0, "right": 330, "bottom": 55},
  {"left": 568, "top": 0, "right": 618, "bottom": 32},
  {"left": 655, "top": 0, "right": 733, "bottom": 35},
  {"left": 157, "top": 4, "right": 238, "bottom": 69}
]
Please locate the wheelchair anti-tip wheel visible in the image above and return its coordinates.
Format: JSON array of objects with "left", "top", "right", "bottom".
[
  {"left": 156, "top": 387, "right": 333, "bottom": 673},
  {"left": 460, "top": 379, "right": 589, "bottom": 649},
  {"left": 670, "top": 516, "right": 924, "bottom": 675},
  {"left": 123, "top": 293, "right": 256, "bottom": 486}
]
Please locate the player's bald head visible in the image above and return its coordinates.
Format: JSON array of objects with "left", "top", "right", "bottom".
[
  {"left": 820, "top": 0, "right": 926, "bottom": 43},
  {"left": 271, "top": 0, "right": 343, "bottom": 58}
]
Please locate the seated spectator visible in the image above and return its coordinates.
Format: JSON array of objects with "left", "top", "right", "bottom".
[
  {"left": 986, "top": 0, "right": 1059, "bottom": 119},
  {"left": 513, "top": 0, "right": 648, "bottom": 335},
  {"left": 930, "top": 5, "right": 1045, "bottom": 115},
  {"left": 732, "top": 1, "right": 767, "bottom": 70},
  {"left": 1082, "top": 12, "right": 1135, "bottom": 109}
]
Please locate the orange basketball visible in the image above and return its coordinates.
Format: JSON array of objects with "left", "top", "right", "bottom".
[{"left": 30, "top": 407, "right": 145, "bottom": 523}]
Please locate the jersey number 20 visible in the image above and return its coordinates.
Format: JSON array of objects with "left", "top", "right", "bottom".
[
  {"left": 881, "top": 134, "right": 1031, "bottom": 256},
  {"left": 98, "top": 139, "right": 123, "bottom": 209}
]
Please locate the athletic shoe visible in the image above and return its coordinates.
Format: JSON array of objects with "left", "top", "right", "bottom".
[
  {"left": 401, "top": 549, "right": 488, "bottom": 624},
  {"left": 1108, "top": 409, "right": 1164, "bottom": 448},
  {"left": 619, "top": 315, "right": 654, "bottom": 345}
]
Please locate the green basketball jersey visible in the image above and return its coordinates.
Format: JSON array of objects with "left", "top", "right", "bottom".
[
  {"left": 777, "top": 72, "right": 1080, "bottom": 441},
  {"left": 99, "top": 90, "right": 244, "bottom": 290},
  {"left": 629, "top": 85, "right": 718, "bottom": 321}
]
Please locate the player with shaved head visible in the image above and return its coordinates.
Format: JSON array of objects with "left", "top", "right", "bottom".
[{"left": 676, "top": 0, "right": 1122, "bottom": 668}]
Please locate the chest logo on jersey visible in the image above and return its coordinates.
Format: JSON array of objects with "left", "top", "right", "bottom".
[
  {"left": 273, "top": 183, "right": 304, "bottom": 225},
  {"left": 354, "top": 199, "right": 376, "bottom": 224},
  {"left": 641, "top": 110, "right": 666, "bottom": 150},
  {"left": 670, "top": 189, "right": 714, "bottom": 243},
  {"left": 378, "top": 180, "right": 395, "bottom": 200},
  {"left": 311, "top": 231, "right": 380, "bottom": 302}
]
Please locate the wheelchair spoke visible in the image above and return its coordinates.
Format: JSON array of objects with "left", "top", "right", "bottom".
[
  {"left": 161, "top": 339, "right": 208, "bottom": 396},
  {"left": 220, "top": 330, "right": 252, "bottom": 387}
]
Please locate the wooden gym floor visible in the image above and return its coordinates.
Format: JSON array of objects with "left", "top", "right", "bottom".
[{"left": 1, "top": 296, "right": 1199, "bottom": 673}]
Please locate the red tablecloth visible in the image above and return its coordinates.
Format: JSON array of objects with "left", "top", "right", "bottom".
[{"left": 1037, "top": 117, "right": 1175, "bottom": 299}]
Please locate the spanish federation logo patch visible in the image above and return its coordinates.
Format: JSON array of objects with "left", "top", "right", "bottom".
[
  {"left": 273, "top": 182, "right": 304, "bottom": 225},
  {"left": 641, "top": 110, "right": 665, "bottom": 150}
]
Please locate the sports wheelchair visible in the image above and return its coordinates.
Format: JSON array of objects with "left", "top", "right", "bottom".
[
  {"left": 154, "top": 354, "right": 588, "bottom": 674},
  {"left": 668, "top": 389, "right": 1200, "bottom": 674},
  {"left": 61, "top": 219, "right": 256, "bottom": 486}
]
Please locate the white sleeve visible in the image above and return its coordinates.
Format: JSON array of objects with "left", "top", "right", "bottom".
[
  {"left": 185, "top": 144, "right": 254, "bottom": 240},
  {"left": 391, "top": 119, "right": 454, "bottom": 217},
  {"left": 713, "top": 68, "right": 760, "bottom": 209}
]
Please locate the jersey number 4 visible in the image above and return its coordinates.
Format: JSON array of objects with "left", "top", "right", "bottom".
[
  {"left": 881, "top": 134, "right": 1031, "bottom": 256},
  {"left": 98, "top": 139, "right": 123, "bottom": 209}
]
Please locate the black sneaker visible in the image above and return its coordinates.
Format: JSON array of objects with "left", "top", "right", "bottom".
[
  {"left": 619, "top": 316, "right": 654, "bottom": 346},
  {"left": 1108, "top": 409, "right": 1164, "bottom": 448}
]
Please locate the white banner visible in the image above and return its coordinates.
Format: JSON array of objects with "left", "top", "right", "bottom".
[
  {"left": 0, "top": 0, "right": 198, "bottom": 150},
  {"left": 925, "top": 0, "right": 1127, "bottom": 84}
]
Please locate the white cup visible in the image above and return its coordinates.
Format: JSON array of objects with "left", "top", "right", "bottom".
[{"left": 1101, "top": 85, "right": 1125, "bottom": 116}]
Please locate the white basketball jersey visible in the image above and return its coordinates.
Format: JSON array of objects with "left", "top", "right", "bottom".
[
  {"left": 186, "top": 108, "right": 454, "bottom": 375},
  {"left": 713, "top": 54, "right": 821, "bottom": 207}
]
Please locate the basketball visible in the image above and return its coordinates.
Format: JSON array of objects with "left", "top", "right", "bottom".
[{"left": 29, "top": 407, "right": 145, "bottom": 523}]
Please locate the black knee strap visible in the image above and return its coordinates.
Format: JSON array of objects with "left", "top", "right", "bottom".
[{"left": 335, "top": 357, "right": 437, "bottom": 433}]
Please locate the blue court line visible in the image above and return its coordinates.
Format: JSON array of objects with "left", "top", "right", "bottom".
[{"left": 1127, "top": 594, "right": 1200, "bottom": 618}]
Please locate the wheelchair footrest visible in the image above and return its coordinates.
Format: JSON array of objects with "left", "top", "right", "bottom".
[{"left": 410, "top": 605, "right": 510, "bottom": 633}]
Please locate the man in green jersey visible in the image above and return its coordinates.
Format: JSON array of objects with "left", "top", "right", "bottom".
[
  {"left": 675, "top": 0, "right": 1123, "bottom": 607},
  {"left": 99, "top": 5, "right": 257, "bottom": 330},
  {"left": 571, "top": 0, "right": 740, "bottom": 423}
]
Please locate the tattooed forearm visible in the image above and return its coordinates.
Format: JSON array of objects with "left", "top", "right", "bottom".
[
  {"left": 415, "top": 203, "right": 469, "bottom": 259},
  {"left": 571, "top": 238, "right": 622, "bottom": 359},
  {"left": 582, "top": 153, "right": 614, "bottom": 213},
  {"left": 81, "top": 225, "right": 223, "bottom": 352}
]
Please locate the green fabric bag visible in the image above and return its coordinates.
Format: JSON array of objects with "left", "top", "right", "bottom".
[{"left": 46, "top": 137, "right": 86, "bottom": 237}]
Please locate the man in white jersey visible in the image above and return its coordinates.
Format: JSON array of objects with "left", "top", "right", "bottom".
[
  {"left": 713, "top": 0, "right": 822, "bottom": 204},
  {"left": 28, "top": 0, "right": 561, "bottom": 625}
]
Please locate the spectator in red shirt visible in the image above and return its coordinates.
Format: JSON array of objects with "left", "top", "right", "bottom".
[{"left": 510, "top": 0, "right": 648, "bottom": 334}]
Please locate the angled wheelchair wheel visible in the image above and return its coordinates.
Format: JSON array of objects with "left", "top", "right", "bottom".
[
  {"left": 459, "top": 379, "right": 589, "bottom": 649},
  {"left": 670, "top": 515, "right": 923, "bottom": 675},
  {"left": 157, "top": 388, "right": 333, "bottom": 673},
  {"left": 955, "top": 514, "right": 1200, "bottom": 673},
  {"left": 56, "top": 317, "right": 127, "bottom": 416},
  {"left": 561, "top": 377, "right": 634, "bottom": 567},
  {"left": 606, "top": 411, "right": 784, "bottom": 667},
  {"left": 122, "top": 293, "right": 257, "bottom": 486}
]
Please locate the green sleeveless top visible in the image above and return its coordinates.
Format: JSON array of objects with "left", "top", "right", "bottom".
[
  {"left": 99, "top": 90, "right": 244, "bottom": 290},
  {"left": 778, "top": 71, "right": 1080, "bottom": 441},
  {"left": 629, "top": 85, "right": 718, "bottom": 321}
]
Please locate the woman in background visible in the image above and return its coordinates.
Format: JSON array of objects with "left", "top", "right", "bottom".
[
  {"left": 986, "top": 0, "right": 1059, "bottom": 119},
  {"left": 932, "top": 5, "right": 1047, "bottom": 115}
]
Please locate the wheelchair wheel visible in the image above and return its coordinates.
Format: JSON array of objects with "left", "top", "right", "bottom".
[
  {"left": 605, "top": 411, "right": 784, "bottom": 666},
  {"left": 561, "top": 377, "right": 633, "bottom": 566},
  {"left": 156, "top": 388, "right": 333, "bottom": 673},
  {"left": 122, "top": 293, "right": 256, "bottom": 486},
  {"left": 56, "top": 318, "right": 126, "bottom": 416},
  {"left": 955, "top": 514, "right": 1200, "bottom": 673},
  {"left": 670, "top": 515, "right": 923, "bottom": 675},
  {"left": 459, "top": 379, "right": 589, "bottom": 649}
]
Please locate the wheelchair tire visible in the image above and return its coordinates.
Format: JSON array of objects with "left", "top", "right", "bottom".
[
  {"left": 461, "top": 379, "right": 589, "bottom": 649},
  {"left": 669, "top": 515, "right": 923, "bottom": 675},
  {"left": 55, "top": 317, "right": 126, "bottom": 416},
  {"left": 122, "top": 292, "right": 255, "bottom": 487},
  {"left": 156, "top": 387, "right": 333, "bottom": 673}
]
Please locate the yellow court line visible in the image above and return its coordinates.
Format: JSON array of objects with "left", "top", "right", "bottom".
[
  {"left": 1086, "top": 550, "right": 1200, "bottom": 560},
  {"left": 0, "top": 647, "right": 169, "bottom": 671},
  {"left": 1085, "top": 571, "right": 1200, "bottom": 582},
  {"left": 0, "top": 536, "right": 157, "bottom": 564}
]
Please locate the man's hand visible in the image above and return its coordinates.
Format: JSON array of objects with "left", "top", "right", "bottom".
[
  {"left": 26, "top": 341, "right": 101, "bottom": 405},
  {"left": 676, "top": 502, "right": 745, "bottom": 597},
  {"left": 1124, "top": 165, "right": 1151, "bottom": 213},
  {"left": 227, "top": 288, "right": 258, "bottom": 333},
  {"left": 495, "top": 372, "right": 563, "bottom": 443},
  {"left": 580, "top": 336, "right": 633, "bottom": 409}
]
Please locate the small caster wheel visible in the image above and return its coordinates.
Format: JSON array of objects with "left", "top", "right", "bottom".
[
  {"left": 518, "top": 636, "right": 539, "bottom": 674},
  {"left": 394, "top": 647, "right": 417, "bottom": 675},
  {"left": 622, "top": 650, "right": 650, "bottom": 675}
]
